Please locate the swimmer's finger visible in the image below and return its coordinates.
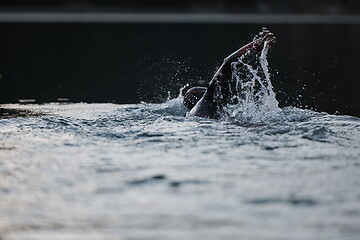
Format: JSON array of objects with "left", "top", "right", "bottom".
[
  {"left": 259, "top": 27, "right": 270, "bottom": 37},
  {"left": 265, "top": 36, "right": 276, "bottom": 48},
  {"left": 263, "top": 32, "right": 275, "bottom": 42}
]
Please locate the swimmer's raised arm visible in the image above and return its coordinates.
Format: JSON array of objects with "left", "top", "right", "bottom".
[
  {"left": 188, "top": 27, "right": 276, "bottom": 118},
  {"left": 204, "top": 28, "right": 276, "bottom": 106}
]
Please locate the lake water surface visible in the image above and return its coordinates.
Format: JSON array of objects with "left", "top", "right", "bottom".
[{"left": 0, "top": 100, "right": 359, "bottom": 240}]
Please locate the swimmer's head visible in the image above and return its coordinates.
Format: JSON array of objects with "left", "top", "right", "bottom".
[{"left": 183, "top": 87, "right": 207, "bottom": 109}]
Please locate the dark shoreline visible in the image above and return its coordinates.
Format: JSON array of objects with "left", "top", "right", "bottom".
[{"left": 0, "top": 107, "right": 41, "bottom": 119}]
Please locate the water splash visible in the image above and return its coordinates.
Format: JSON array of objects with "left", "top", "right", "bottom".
[
  {"left": 226, "top": 43, "right": 281, "bottom": 123},
  {"left": 178, "top": 83, "right": 189, "bottom": 98},
  {"left": 152, "top": 83, "right": 189, "bottom": 117},
  {"left": 166, "top": 83, "right": 188, "bottom": 102},
  {"left": 163, "top": 45, "right": 311, "bottom": 123}
]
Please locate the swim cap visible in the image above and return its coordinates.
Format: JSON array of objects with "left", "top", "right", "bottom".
[{"left": 183, "top": 87, "right": 207, "bottom": 109}]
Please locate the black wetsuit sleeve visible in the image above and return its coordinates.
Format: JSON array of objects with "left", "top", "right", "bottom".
[
  {"left": 189, "top": 40, "right": 264, "bottom": 118},
  {"left": 203, "top": 61, "right": 232, "bottom": 106},
  {"left": 203, "top": 41, "right": 260, "bottom": 107}
]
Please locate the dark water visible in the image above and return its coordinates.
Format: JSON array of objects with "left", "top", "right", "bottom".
[{"left": 0, "top": 101, "right": 359, "bottom": 240}]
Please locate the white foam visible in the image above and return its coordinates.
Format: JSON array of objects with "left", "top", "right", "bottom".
[{"left": 226, "top": 43, "right": 282, "bottom": 123}]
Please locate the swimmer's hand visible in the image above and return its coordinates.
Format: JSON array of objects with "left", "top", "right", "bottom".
[
  {"left": 223, "top": 27, "right": 276, "bottom": 63},
  {"left": 253, "top": 27, "right": 276, "bottom": 49}
]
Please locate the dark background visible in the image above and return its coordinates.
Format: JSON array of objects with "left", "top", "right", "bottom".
[
  {"left": 1, "top": 0, "right": 360, "bottom": 14},
  {"left": 0, "top": 0, "right": 360, "bottom": 116}
]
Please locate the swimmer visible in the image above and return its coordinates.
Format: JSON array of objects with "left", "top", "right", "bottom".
[{"left": 183, "top": 27, "right": 276, "bottom": 119}]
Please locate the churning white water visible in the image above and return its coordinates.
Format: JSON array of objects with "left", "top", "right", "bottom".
[
  {"left": 0, "top": 45, "right": 359, "bottom": 240},
  {"left": 226, "top": 42, "right": 281, "bottom": 123}
]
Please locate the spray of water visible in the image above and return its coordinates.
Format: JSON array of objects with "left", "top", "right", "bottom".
[
  {"left": 226, "top": 42, "right": 281, "bottom": 123},
  {"left": 178, "top": 83, "right": 189, "bottom": 98},
  {"left": 168, "top": 43, "right": 308, "bottom": 122}
]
